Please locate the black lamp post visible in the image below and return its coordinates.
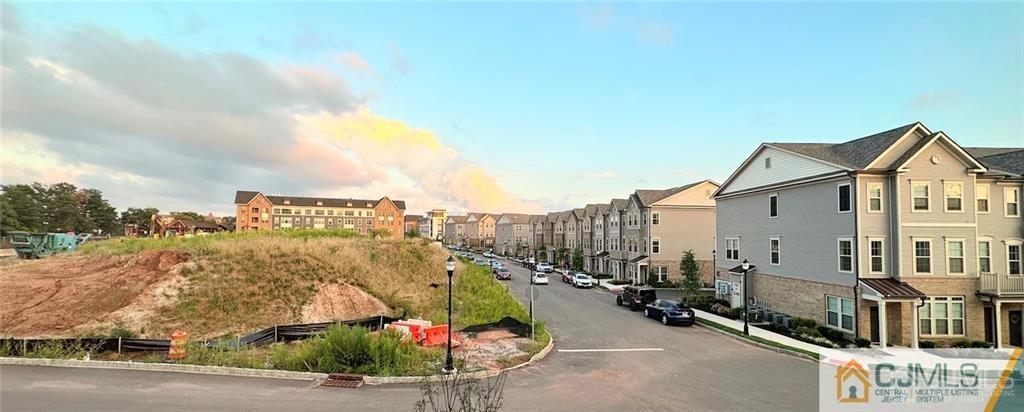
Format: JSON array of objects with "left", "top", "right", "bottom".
[
  {"left": 444, "top": 255, "right": 456, "bottom": 373},
  {"left": 741, "top": 259, "right": 751, "bottom": 336}
]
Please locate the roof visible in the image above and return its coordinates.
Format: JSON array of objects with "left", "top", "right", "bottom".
[
  {"left": 234, "top": 191, "right": 405, "bottom": 209},
  {"left": 174, "top": 218, "right": 227, "bottom": 230},
  {"left": 609, "top": 198, "right": 628, "bottom": 211},
  {"left": 446, "top": 215, "right": 468, "bottom": 224},
  {"left": 727, "top": 264, "right": 756, "bottom": 274},
  {"left": 860, "top": 278, "right": 925, "bottom": 299},
  {"left": 629, "top": 255, "right": 649, "bottom": 263},
  {"left": 497, "top": 213, "right": 532, "bottom": 224},
  {"left": 595, "top": 251, "right": 609, "bottom": 257},
  {"left": 234, "top": 190, "right": 260, "bottom": 204},
  {"left": 967, "top": 147, "right": 1024, "bottom": 175},
  {"left": 404, "top": 215, "right": 423, "bottom": 222},
  {"left": 769, "top": 122, "right": 921, "bottom": 169},
  {"left": 634, "top": 180, "right": 707, "bottom": 206}
]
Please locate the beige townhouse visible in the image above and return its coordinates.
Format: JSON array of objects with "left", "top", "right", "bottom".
[
  {"left": 465, "top": 213, "right": 497, "bottom": 249},
  {"left": 495, "top": 213, "right": 533, "bottom": 256},
  {"left": 630, "top": 181, "right": 719, "bottom": 285},
  {"left": 443, "top": 215, "right": 468, "bottom": 246}
]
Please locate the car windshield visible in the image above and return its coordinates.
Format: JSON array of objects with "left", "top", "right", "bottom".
[
  {"left": 575, "top": 274, "right": 588, "bottom": 279},
  {"left": 535, "top": 273, "right": 546, "bottom": 278}
]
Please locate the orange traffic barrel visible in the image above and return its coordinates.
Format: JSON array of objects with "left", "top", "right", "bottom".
[{"left": 168, "top": 331, "right": 188, "bottom": 360}]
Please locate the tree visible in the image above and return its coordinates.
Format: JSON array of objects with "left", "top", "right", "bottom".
[
  {"left": 513, "top": 241, "right": 522, "bottom": 257},
  {"left": 120, "top": 207, "right": 160, "bottom": 235},
  {"left": 571, "top": 247, "right": 584, "bottom": 271},
  {"left": 556, "top": 247, "right": 569, "bottom": 268},
  {"left": 79, "top": 188, "right": 118, "bottom": 233},
  {"left": 170, "top": 211, "right": 204, "bottom": 221},
  {"left": 406, "top": 228, "right": 421, "bottom": 238},
  {"left": 679, "top": 250, "right": 703, "bottom": 299},
  {"left": 40, "top": 182, "right": 79, "bottom": 232},
  {"left": 220, "top": 216, "right": 236, "bottom": 230},
  {"left": 537, "top": 246, "right": 547, "bottom": 262},
  {"left": 0, "top": 184, "right": 44, "bottom": 233}
]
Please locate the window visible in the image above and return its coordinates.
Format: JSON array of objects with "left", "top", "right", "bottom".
[
  {"left": 652, "top": 212, "right": 660, "bottom": 225},
  {"left": 765, "top": 157, "right": 772, "bottom": 169},
  {"left": 1006, "top": 188, "right": 1021, "bottom": 217},
  {"left": 944, "top": 182, "right": 963, "bottom": 212},
  {"left": 869, "top": 239, "right": 884, "bottom": 274},
  {"left": 273, "top": 208, "right": 281, "bottom": 214},
  {"left": 977, "top": 184, "right": 990, "bottom": 213},
  {"left": 315, "top": 209, "right": 325, "bottom": 216},
  {"left": 655, "top": 266, "right": 669, "bottom": 282},
  {"left": 652, "top": 238, "right": 661, "bottom": 254},
  {"left": 1009, "top": 242, "right": 1023, "bottom": 276},
  {"left": 978, "top": 240, "right": 992, "bottom": 273},
  {"left": 837, "top": 183, "right": 851, "bottom": 213},
  {"left": 867, "top": 183, "right": 883, "bottom": 212},
  {"left": 826, "top": 296, "right": 854, "bottom": 332},
  {"left": 836, "top": 239, "right": 853, "bottom": 272},
  {"left": 919, "top": 296, "right": 964, "bottom": 336},
  {"left": 914, "top": 239, "right": 932, "bottom": 274},
  {"left": 768, "top": 194, "right": 778, "bottom": 218},
  {"left": 912, "top": 182, "right": 930, "bottom": 211},
  {"left": 725, "top": 238, "right": 739, "bottom": 260},
  {"left": 769, "top": 238, "right": 780, "bottom": 265},
  {"left": 251, "top": 207, "right": 259, "bottom": 213},
  {"left": 946, "top": 240, "right": 965, "bottom": 274},
  {"left": 251, "top": 216, "right": 258, "bottom": 223}
]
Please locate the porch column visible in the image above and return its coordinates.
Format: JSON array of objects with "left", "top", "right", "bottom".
[
  {"left": 911, "top": 301, "right": 919, "bottom": 349},
  {"left": 878, "top": 301, "right": 888, "bottom": 349},
  {"left": 995, "top": 300, "right": 1003, "bottom": 349}
]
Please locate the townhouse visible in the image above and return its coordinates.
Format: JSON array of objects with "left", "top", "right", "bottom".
[
  {"left": 404, "top": 215, "right": 422, "bottom": 234},
  {"left": 233, "top": 191, "right": 406, "bottom": 239},
  {"left": 495, "top": 213, "right": 534, "bottom": 256},
  {"left": 443, "top": 215, "right": 468, "bottom": 246},
  {"left": 530, "top": 215, "right": 546, "bottom": 260},
  {"left": 465, "top": 213, "right": 497, "bottom": 249},
  {"left": 603, "top": 198, "right": 629, "bottom": 279},
  {"left": 713, "top": 122, "right": 1024, "bottom": 348}
]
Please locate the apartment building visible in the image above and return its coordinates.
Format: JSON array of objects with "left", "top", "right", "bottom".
[
  {"left": 234, "top": 191, "right": 406, "bottom": 239},
  {"left": 425, "top": 209, "right": 448, "bottom": 240},
  {"left": 418, "top": 216, "right": 432, "bottom": 237},
  {"left": 714, "top": 122, "right": 1024, "bottom": 348},
  {"left": 465, "top": 213, "right": 497, "bottom": 249},
  {"left": 443, "top": 215, "right": 468, "bottom": 246},
  {"left": 495, "top": 213, "right": 533, "bottom": 256}
]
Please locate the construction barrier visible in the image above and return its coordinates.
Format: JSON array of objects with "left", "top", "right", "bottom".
[
  {"left": 167, "top": 331, "right": 187, "bottom": 360},
  {"left": 422, "top": 325, "right": 461, "bottom": 347}
]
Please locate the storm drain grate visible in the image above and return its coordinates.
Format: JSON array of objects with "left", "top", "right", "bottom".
[{"left": 321, "top": 373, "right": 364, "bottom": 389}]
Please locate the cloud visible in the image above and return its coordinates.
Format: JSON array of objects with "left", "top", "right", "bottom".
[
  {"left": 389, "top": 43, "right": 411, "bottom": 75},
  {"left": 580, "top": 171, "right": 619, "bottom": 179},
  {"left": 335, "top": 52, "right": 378, "bottom": 79},
  {"left": 907, "top": 90, "right": 964, "bottom": 110},
  {"left": 1, "top": 8, "right": 534, "bottom": 216},
  {"left": 577, "top": 4, "right": 673, "bottom": 47}
]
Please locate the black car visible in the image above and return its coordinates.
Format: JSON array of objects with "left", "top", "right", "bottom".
[
  {"left": 616, "top": 285, "right": 657, "bottom": 311},
  {"left": 644, "top": 299, "right": 695, "bottom": 326},
  {"left": 495, "top": 267, "right": 512, "bottom": 280}
]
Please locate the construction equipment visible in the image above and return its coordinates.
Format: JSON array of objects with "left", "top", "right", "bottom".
[{"left": 9, "top": 231, "right": 78, "bottom": 259}]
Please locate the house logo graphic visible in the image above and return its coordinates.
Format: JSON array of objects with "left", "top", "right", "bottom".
[{"left": 835, "top": 359, "right": 871, "bottom": 403}]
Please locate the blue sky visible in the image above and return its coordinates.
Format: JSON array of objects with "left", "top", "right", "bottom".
[{"left": 4, "top": 2, "right": 1022, "bottom": 214}]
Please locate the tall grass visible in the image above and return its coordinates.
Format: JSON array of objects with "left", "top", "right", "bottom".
[
  {"left": 270, "top": 325, "right": 442, "bottom": 376},
  {"left": 79, "top": 229, "right": 361, "bottom": 256},
  {"left": 430, "top": 265, "right": 549, "bottom": 345}
]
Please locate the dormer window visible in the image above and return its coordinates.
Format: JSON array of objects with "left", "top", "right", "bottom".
[
  {"left": 316, "top": 201, "right": 323, "bottom": 206},
  {"left": 283, "top": 200, "right": 291, "bottom": 205}
]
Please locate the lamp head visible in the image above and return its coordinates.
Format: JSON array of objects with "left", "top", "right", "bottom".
[
  {"left": 445, "top": 255, "right": 456, "bottom": 273},
  {"left": 741, "top": 259, "right": 750, "bottom": 271}
]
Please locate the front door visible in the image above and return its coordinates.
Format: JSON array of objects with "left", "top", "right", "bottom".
[
  {"left": 1011, "top": 310, "right": 1023, "bottom": 347},
  {"left": 870, "top": 306, "right": 880, "bottom": 343},
  {"left": 984, "top": 306, "right": 994, "bottom": 344}
]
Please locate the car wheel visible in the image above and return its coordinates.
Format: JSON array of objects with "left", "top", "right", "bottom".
[
  {"left": 662, "top": 315, "right": 669, "bottom": 325},
  {"left": 616, "top": 296, "right": 622, "bottom": 306}
]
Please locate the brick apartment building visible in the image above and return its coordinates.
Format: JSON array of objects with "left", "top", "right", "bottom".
[{"left": 234, "top": 191, "right": 407, "bottom": 239}]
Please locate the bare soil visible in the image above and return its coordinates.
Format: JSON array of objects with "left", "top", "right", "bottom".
[{"left": 300, "top": 283, "right": 392, "bottom": 323}]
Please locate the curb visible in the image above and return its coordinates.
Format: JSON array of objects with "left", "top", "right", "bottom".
[
  {"left": 364, "top": 335, "right": 555, "bottom": 385},
  {"left": 693, "top": 320, "right": 819, "bottom": 363},
  {"left": 0, "top": 357, "right": 328, "bottom": 381}
]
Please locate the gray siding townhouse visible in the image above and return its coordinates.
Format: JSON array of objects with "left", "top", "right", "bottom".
[
  {"left": 444, "top": 215, "right": 468, "bottom": 246},
  {"left": 495, "top": 213, "right": 532, "bottom": 256},
  {"left": 592, "top": 203, "right": 610, "bottom": 273},
  {"left": 605, "top": 199, "right": 629, "bottom": 279},
  {"left": 714, "top": 122, "right": 1024, "bottom": 349},
  {"left": 581, "top": 204, "right": 599, "bottom": 272}
]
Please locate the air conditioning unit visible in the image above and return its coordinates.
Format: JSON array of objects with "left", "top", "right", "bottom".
[{"left": 777, "top": 315, "right": 791, "bottom": 328}]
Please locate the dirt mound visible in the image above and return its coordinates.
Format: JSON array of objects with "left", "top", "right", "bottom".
[
  {"left": 300, "top": 283, "right": 392, "bottom": 323},
  {"left": 0, "top": 250, "right": 191, "bottom": 338}
]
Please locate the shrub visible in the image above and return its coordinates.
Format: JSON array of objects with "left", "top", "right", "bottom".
[
  {"left": 271, "top": 325, "right": 441, "bottom": 376},
  {"left": 854, "top": 338, "right": 871, "bottom": 348},
  {"left": 726, "top": 307, "right": 745, "bottom": 320},
  {"left": 971, "top": 340, "right": 994, "bottom": 349},
  {"left": 789, "top": 317, "right": 817, "bottom": 329},
  {"left": 918, "top": 340, "right": 938, "bottom": 349},
  {"left": 608, "top": 279, "right": 630, "bottom": 285},
  {"left": 795, "top": 327, "right": 823, "bottom": 338},
  {"left": 816, "top": 326, "right": 847, "bottom": 342}
]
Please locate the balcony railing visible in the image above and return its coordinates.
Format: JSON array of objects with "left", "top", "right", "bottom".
[{"left": 979, "top": 273, "right": 1024, "bottom": 296}]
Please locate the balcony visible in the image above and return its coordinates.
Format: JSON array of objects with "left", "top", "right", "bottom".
[{"left": 978, "top": 273, "right": 1024, "bottom": 296}]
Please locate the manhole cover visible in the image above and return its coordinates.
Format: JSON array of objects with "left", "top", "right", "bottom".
[{"left": 321, "top": 373, "right": 364, "bottom": 388}]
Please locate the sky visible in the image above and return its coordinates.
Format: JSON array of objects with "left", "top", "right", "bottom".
[{"left": 2, "top": 2, "right": 1022, "bottom": 216}]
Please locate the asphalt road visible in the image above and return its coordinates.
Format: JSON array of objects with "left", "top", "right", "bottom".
[{"left": 0, "top": 257, "right": 818, "bottom": 411}]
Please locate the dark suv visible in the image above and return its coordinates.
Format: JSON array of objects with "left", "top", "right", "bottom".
[{"left": 616, "top": 286, "right": 657, "bottom": 311}]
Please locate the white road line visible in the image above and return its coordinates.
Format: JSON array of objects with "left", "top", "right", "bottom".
[{"left": 557, "top": 348, "right": 664, "bottom": 353}]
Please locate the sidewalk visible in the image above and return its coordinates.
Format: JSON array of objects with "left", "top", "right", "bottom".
[{"left": 692, "top": 308, "right": 828, "bottom": 356}]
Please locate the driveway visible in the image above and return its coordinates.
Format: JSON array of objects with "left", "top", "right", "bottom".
[{"left": 0, "top": 257, "right": 818, "bottom": 411}]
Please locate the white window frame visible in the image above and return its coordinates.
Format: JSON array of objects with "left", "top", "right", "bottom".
[
  {"left": 725, "top": 237, "right": 740, "bottom": 261},
  {"left": 837, "top": 183, "right": 852, "bottom": 213},
  {"left": 911, "top": 181, "right": 931, "bottom": 212},
  {"left": 1005, "top": 187, "right": 1021, "bottom": 218},
  {"left": 868, "top": 238, "right": 885, "bottom": 274},
  {"left": 652, "top": 237, "right": 661, "bottom": 254},
  {"left": 919, "top": 296, "right": 965, "bottom": 337},
  {"left": 945, "top": 238, "right": 966, "bottom": 275},
  {"left": 651, "top": 212, "right": 660, "bottom": 225},
  {"left": 913, "top": 238, "right": 933, "bottom": 275},
  {"left": 768, "top": 193, "right": 779, "bottom": 218},
  {"left": 867, "top": 182, "right": 883, "bottom": 213},
  {"left": 826, "top": 295, "right": 854, "bottom": 332},
  {"left": 977, "top": 184, "right": 990, "bottom": 214},
  {"left": 978, "top": 238, "right": 992, "bottom": 274},
  {"left": 837, "top": 238, "right": 853, "bottom": 273},
  {"left": 769, "top": 237, "right": 780, "bottom": 265},
  {"left": 1008, "top": 240, "right": 1023, "bottom": 276},
  {"left": 944, "top": 181, "right": 964, "bottom": 213}
]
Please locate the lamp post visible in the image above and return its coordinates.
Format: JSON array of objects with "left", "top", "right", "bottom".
[
  {"left": 741, "top": 259, "right": 750, "bottom": 336},
  {"left": 444, "top": 255, "right": 456, "bottom": 374}
]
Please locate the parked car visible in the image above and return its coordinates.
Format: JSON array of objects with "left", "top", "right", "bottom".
[
  {"left": 643, "top": 299, "right": 695, "bottom": 326},
  {"left": 483, "top": 251, "right": 493, "bottom": 258},
  {"left": 531, "top": 272, "right": 549, "bottom": 285},
  {"left": 490, "top": 260, "right": 502, "bottom": 270},
  {"left": 561, "top": 270, "right": 575, "bottom": 283},
  {"left": 535, "top": 262, "right": 553, "bottom": 273},
  {"left": 572, "top": 273, "right": 593, "bottom": 288},
  {"left": 617, "top": 285, "right": 657, "bottom": 310},
  {"left": 473, "top": 258, "right": 488, "bottom": 265},
  {"left": 495, "top": 267, "right": 512, "bottom": 280}
]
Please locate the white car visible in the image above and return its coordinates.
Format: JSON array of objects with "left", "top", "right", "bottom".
[
  {"left": 531, "top": 272, "right": 549, "bottom": 285},
  {"left": 572, "top": 273, "right": 593, "bottom": 288},
  {"left": 535, "top": 262, "right": 553, "bottom": 273}
]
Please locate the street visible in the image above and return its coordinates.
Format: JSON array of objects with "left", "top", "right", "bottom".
[{"left": 0, "top": 258, "right": 818, "bottom": 411}]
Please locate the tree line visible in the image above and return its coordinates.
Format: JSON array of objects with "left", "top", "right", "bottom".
[{"left": 0, "top": 182, "right": 227, "bottom": 236}]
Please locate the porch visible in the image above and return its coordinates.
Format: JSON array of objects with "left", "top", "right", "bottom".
[{"left": 859, "top": 278, "right": 926, "bottom": 349}]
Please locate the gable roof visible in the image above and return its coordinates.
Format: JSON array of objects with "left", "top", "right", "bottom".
[
  {"left": 446, "top": 215, "right": 468, "bottom": 224},
  {"left": 497, "top": 213, "right": 532, "bottom": 224},
  {"left": 888, "top": 132, "right": 987, "bottom": 172},
  {"left": 404, "top": 215, "right": 423, "bottom": 222},
  {"left": 234, "top": 190, "right": 261, "bottom": 204},
  {"left": 768, "top": 122, "right": 922, "bottom": 170},
  {"left": 609, "top": 198, "right": 628, "bottom": 211},
  {"left": 966, "top": 147, "right": 1024, "bottom": 176},
  {"left": 634, "top": 180, "right": 709, "bottom": 207}
]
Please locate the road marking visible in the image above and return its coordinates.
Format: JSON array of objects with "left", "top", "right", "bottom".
[{"left": 557, "top": 348, "right": 664, "bottom": 353}]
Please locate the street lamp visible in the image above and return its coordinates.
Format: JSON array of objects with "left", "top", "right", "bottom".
[
  {"left": 443, "top": 255, "right": 456, "bottom": 374},
  {"left": 741, "top": 259, "right": 750, "bottom": 336}
]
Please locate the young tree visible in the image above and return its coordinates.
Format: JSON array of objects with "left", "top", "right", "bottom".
[
  {"left": 571, "top": 247, "right": 584, "bottom": 271},
  {"left": 556, "top": 247, "right": 568, "bottom": 267},
  {"left": 679, "top": 249, "right": 703, "bottom": 299},
  {"left": 406, "top": 228, "right": 421, "bottom": 238},
  {"left": 513, "top": 241, "right": 522, "bottom": 257}
]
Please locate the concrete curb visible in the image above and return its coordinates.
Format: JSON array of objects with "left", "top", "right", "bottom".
[
  {"left": 0, "top": 357, "right": 328, "bottom": 381},
  {"left": 364, "top": 335, "right": 555, "bottom": 385},
  {"left": 693, "top": 321, "right": 819, "bottom": 364}
]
